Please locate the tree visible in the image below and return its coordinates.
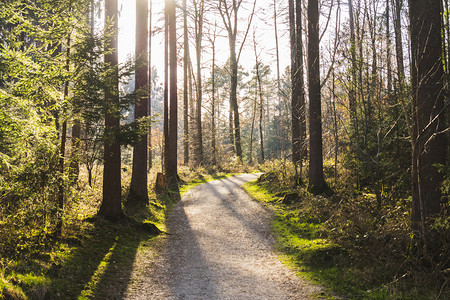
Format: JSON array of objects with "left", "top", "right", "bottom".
[
  {"left": 166, "top": 0, "right": 178, "bottom": 188},
  {"left": 129, "top": 0, "right": 149, "bottom": 205},
  {"left": 409, "top": 0, "right": 447, "bottom": 240},
  {"left": 193, "top": 0, "right": 205, "bottom": 165},
  {"left": 307, "top": 0, "right": 326, "bottom": 191},
  {"left": 183, "top": 0, "right": 190, "bottom": 165},
  {"left": 289, "top": 0, "right": 306, "bottom": 182},
  {"left": 98, "top": 0, "right": 123, "bottom": 220},
  {"left": 207, "top": 21, "right": 221, "bottom": 165},
  {"left": 272, "top": 0, "right": 284, "bottom": 158},
  {"left": 252, "top": 33, "right": 267, "bottom": 163},
  {"left": 217, "top": 0, "right": 256, "bottom": 161},
  {"left": 148, "top": 0, "right": 153, "bottom": 170}
]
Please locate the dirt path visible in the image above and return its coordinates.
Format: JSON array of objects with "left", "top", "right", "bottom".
[{"left": 125, "top": 174, "right": 319, "bottom": 299}]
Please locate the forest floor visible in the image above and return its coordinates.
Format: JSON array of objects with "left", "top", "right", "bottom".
[{"left": 121, "top": 173, "right": 321, "bottom": 299}]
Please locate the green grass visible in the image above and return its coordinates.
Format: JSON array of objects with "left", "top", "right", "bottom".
[
  {"left": 243, "top": 180, "right": 372, "bottom": 299},
  {"left": 0, "top": 170, "right": 241, "bottom": 299},
  {"left": 1, "top": 217, "right": 160, "bottom": 299}
]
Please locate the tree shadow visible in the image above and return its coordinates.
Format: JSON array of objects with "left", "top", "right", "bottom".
[
  {"left": 166, "top": 191, "right": 221, "bottom": 299},
  {"left": 48, "top": 218, "right": 155, "bottom": 299}
]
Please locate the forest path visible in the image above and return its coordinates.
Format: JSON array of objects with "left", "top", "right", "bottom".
[{"left": 124, "top": 174, "right": 319, "bottom": 299}]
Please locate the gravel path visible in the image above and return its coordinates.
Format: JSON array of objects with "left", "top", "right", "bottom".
[{"left": 125, "top": 174, "right": 319, "bottom": 299}]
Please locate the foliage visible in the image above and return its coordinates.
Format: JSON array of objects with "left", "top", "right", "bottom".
[{"left": 246, "top": 160, "right": 450, "bottom": 299}]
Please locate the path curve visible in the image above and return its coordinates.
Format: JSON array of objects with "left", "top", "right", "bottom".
[{"left": 125, "top": 174, "right": 318, "bottom": 299}]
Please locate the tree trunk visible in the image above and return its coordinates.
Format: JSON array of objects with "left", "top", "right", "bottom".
[
  {"left": 183, "top": 0, "right": 190, "bottom": 165},
  {"left": 129, "top": 0, "right": 149, "bottom": 204},
  {"left": 348, "top": 0, "right": 358, "bottom": 125},
  {"left": 194, "top": 0, "right": 204, "bottom": 165},
  {"left": 307, "top": 0, "right": 325, "bottom": 192},
  {"left": 148, "top": 0, "right": 153, "bottom": 170},
  {"left": 250, "top": 85, "right": 257, "bottom": 165},
  {"left": 409, "top": 0, "right": 446, "bottom": 236},
  {"left": 163, "top": 7, "right": 169, "bottom": 173},
  {"left": 229, "top": 36, "right": 242, "bottom": 159},
  {"left": 273, "top": 0, "right": 283, "bottom": 158},
  {"left": 211, "top": 31, "right": 217, "bottom": 165},
  {"left": 166, "top": 0, "right": 178, "bottom": 188},
  {"left": 70, "top": 118, "right": 81, "bottom": 184},
  {"left": 99, "top": 0, "right": 123, "bottom": 220},
  {"left": 289, "top": 0, "right": 301, "bottom": 170},
  {"left": 253, "top": 37, "right": 265, "bottom": 163},
  {"left": 296, "top": 0, "right": 306, "bottom": 164},
  {"left": 386, "top": 0, "right": 392, "bottom": 93}
]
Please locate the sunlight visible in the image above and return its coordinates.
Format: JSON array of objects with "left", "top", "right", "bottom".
[
  {"left": 79, "top": 241, "right": 118, "bottom": 299},
  {"left": 118, "top": 0, "right": 136, "bottom": 63}
]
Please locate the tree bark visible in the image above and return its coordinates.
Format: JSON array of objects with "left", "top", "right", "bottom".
[
  {"left": 409, "top": 0, "right": 447, "bottom": 234},
  {"left": 273, "top": 0, "right": 283, "bottom": 157},
  {"left": 289, "top": 0, "right": 305, "bottom": 181},
  {"left": 166, "top": 0, "right": 178, "bottom": 188},
  {"left": 253, "top": 36, "right": 265, "bottom": 163},
  {"left": 307, "top": 0, "right": 326, "bottom": 191},
  {"left": 99, "top": 0, "right": 123, "bottom": 220},
  {"left": 210, "top": 26, "right": 217, "bottom": 165},
  {"left": 70, "top": 118, "right": 81, "bottom": 184},
  {"left": 148, "top": 0, "right": 153, "bottom": 170},
  {"left": 163, "top": 6, "right": 169, "bottom": 173},
  {"left": 194, "top": 0, "right": 204, "bottom": 165},
  {"left": 129, "top": 0, "right": 149, "bottom": 204},
  {"left": 183, "top": 0, "right": 190, "bottom": 165}
]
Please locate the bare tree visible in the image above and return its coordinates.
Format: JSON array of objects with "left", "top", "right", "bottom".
[
  {"left": 207, "top": 21, "right": 221, "bottom": 165},
  {"left": 217, "top": 0, "right": 256, "bottom": 161},
  {"left": 253, "top": 32, "right": 265, "bottom": 163}
]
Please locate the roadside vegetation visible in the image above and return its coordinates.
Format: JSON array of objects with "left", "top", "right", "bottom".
[
  {"left": 244, "top": 160, "right": 450, "bottom": 299},
  {"left": 0, "top": 164, "right": 248, "bottom": 299}
]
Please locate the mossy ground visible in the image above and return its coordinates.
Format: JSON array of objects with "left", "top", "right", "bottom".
[
  {"left": 0, "top": 165, "right": 243, "bottom": 299},
  {"left": 244, "top": 179, "right": 449, "bottom": 299}
]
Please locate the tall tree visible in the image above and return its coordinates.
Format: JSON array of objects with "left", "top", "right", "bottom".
[
  {"left": 272, "top": 0, "right": 284, "bottom": 157},
  {"left": 163, "top": 4, "right": 169, "bottom": 172},
  {"left": 166, "top": 0, "right": 178, "bottom": 188},
  {"left": 58, "top": 4, "right": 73, "bottom": 234},
  {"left": 183, "top": 0, "right": 190, "bottom": 165},
  {"left": 98, "top": 0, "right": 123, "bottom": 219},
  {"left": 129, "top": 0, "right": 149, "bottom": 204},
  {"left": 218, "top": 0, "right": 256, "bottom": 161},
  {"left": 148, "top": 0, "right": 153, "bottom": 170},
  {"left": 307, "top": 0, "right": 326, "bottom": 191},
  {"left": 193, "top": 0, "right": 205, "bottom": 165},
  {"left": 253, "top": 33, "right": 265, "bottom": 163},
  {"left": 207, "top": 22, "right": 220, "bottom": 165},
  {"left": 289, "top": 0, "right": 306, "bottom": 182},
  {"left": 409, "top": 0, "right": 447, "bottom": 240}
]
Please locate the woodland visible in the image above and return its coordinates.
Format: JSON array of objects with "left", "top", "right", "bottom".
[{"left": 0, "top": 0, "right": 449, "bottom": 299}]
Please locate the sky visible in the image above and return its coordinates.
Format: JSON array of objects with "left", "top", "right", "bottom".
[{"left": 117, "top": 0, "right": 292, "bottom": 82}]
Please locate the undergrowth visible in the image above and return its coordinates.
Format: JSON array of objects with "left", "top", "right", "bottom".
[
  {"left": 0, "top": 162, "right": 242, "bottom": 299},
  {"left": 245, "top": 159, "right": 449, "bottom": 299}
]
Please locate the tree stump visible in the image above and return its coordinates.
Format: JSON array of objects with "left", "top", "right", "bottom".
[{"left": 155, "top": 172, "right": 167, "bottom": 193}]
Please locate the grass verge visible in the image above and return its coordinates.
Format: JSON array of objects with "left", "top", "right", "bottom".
[
  {"left": 244, "top": 180, "right": 392, "bottom": 299},
  {"left": 0, "top": 168, "right": 240, "bottom": 299}
]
